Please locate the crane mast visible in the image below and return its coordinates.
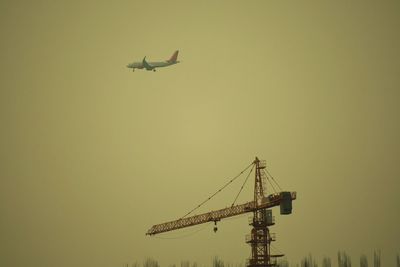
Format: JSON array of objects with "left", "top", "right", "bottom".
[
  {"left": 249, "top": 158, "right": 277, "bottom": 267},
  {"left": 146, "top": 157, "right": 296, "bottom": 267}
]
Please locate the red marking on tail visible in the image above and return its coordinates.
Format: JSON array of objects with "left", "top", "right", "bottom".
[{"left": 167, "top": 50, "right": 179, "bottom": 62}]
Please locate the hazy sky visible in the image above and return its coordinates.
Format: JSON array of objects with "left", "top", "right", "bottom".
[{"left": 1, "top": 1, "right": 399, "bottom": 267}]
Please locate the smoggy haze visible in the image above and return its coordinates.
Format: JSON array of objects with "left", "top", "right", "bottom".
[{"left": 1, "top": 1, "right": 399, "bottom": 267}]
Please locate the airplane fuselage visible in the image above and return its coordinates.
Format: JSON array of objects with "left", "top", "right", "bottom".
[
  {"left": 127, "top": 50, "right": 180, "bottom": 72},
  {"left": 127, "top": 61, "right": 179, "bottom": 71}
]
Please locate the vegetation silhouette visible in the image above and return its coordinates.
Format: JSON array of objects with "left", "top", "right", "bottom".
[{"left": 126, "top": 251, "right": 400, "bottom": 267}]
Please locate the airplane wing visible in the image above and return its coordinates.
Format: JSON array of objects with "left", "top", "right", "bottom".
[{"left": 142, "top": 57, "right": 154, "bottom": 70}]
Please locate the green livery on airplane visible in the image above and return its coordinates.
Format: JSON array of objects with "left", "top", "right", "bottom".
[{"left": 127, "top": 50, "right": 180, "bottom": 72}]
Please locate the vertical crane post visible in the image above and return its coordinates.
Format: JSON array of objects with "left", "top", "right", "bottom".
[{"left": 248, "top": 157, "right": 280, "bottom": 267}]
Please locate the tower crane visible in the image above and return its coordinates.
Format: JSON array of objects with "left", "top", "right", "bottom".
[{"left": 146, "top": 157, "right": 297, "bottom": 267}]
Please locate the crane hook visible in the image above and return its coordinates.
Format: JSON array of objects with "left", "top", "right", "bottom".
[{"left": 213, "top": 221, "right": 218, "bottom": 233}]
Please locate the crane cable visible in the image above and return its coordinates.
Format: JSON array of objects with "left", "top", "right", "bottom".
[
  {"left": 264, "top": 168, "right": 283, "bottom": 191},
  {"left": 180, "top": 161, "right": 255, "bottom": 219},
  {"left": 231, "top": 164, "right": 255, "bottom": 207},
  {"left": 153, "top": 224, "right": 209, "bottom": 239},
  {"left": 264, "top": 172, "right": 278, "bottom": 193},
  {"left": 155, "top": 210, "right": 250, "bottom": 240},
  {"left": 262, "top": 169, "right": 281, "bottom": 193},
  {"left": 271, "top": 243, "right": 284, "bottom": 255}
]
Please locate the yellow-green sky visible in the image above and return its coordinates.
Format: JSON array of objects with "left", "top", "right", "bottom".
[{"left": 1, "top": 1, "right": 399, "bottom": 267}]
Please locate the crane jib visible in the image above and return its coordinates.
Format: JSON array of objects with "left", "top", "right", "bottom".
[{"left": 146, "top": 191, "right": 296, "bottom": 236}]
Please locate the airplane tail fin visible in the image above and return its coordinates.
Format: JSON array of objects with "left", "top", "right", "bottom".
[{"left": 167, "top": 50, "right": 179, "bottom": 62}]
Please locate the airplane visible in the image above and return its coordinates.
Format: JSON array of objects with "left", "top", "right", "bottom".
[{"left": 127, "top": 50, "right": 180, "bottom": 72}]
